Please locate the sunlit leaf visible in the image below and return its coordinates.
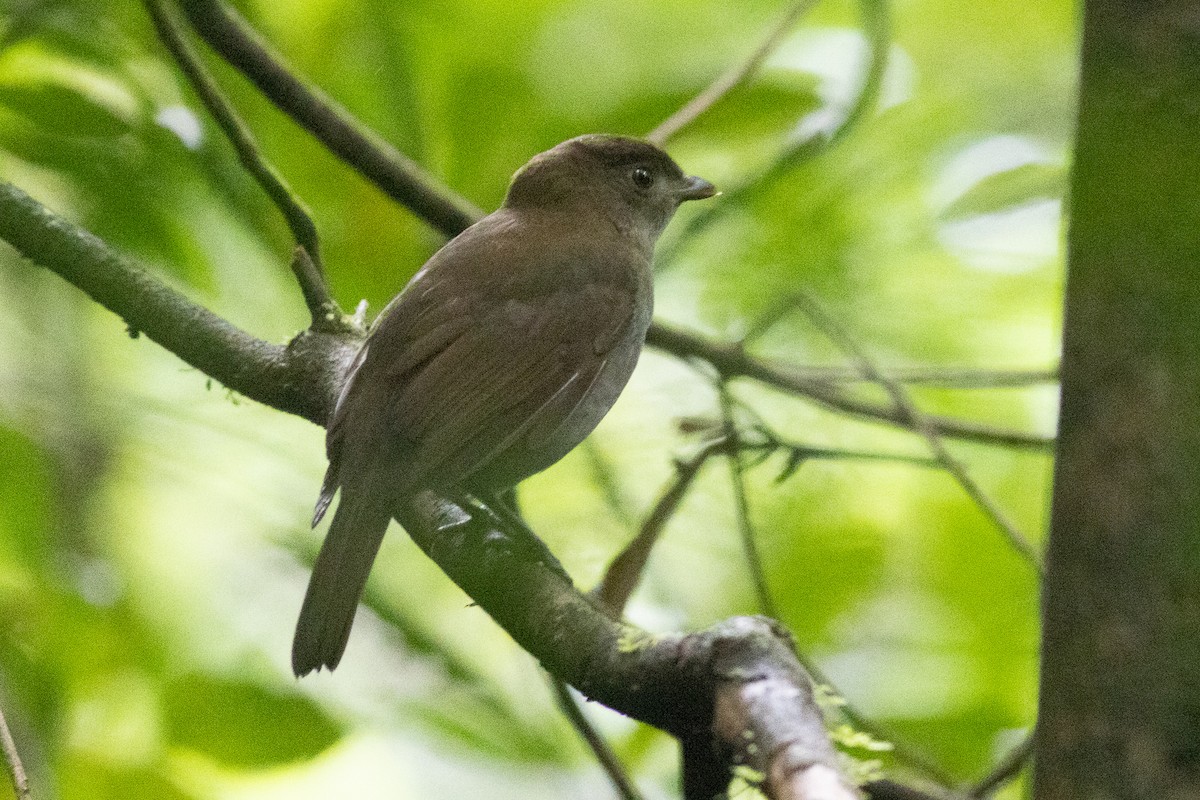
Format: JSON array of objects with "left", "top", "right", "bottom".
[
  {"left": 0, "top": 41, "right": 140, "bottom": 138},
  {"left": 940, "top": 162, "right": 1066, "bottom": 221}
]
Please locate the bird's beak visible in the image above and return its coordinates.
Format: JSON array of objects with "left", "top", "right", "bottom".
[{"left": 678, "top": 175, "right": 717, "bottom": 202}]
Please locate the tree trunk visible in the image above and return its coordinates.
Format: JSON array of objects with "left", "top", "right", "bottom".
[{"left": 1035, "top": 0, "right": 1200, "bottom": 797}]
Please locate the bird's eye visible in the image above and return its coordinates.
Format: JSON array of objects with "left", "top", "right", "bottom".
[{"left": 631, "top": 167, "right": 653, "bottom": 190}]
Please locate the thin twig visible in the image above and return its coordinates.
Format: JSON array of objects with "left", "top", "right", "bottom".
[
  {"left": 594, "top": 436, "right": 729, "bottom": 614},
  {"left": 659, "top": 0, "right": 891, "bottom": 265},
  {"left": 743, "top": 295, "right": 1057, "bottom": 390},
  {"left": 758, "top": 437, "right": 944, "bottom": 478},
  {"left": 647, "top": 0, "right": 820, "bottom": 146},
  {"left": 719, "top": 383, "right": 779, "bottom": 618},
  {"left": 792, "top": 294, "right": 1044, "bottom": 572},
  {"left": 581, "top": 441, "right": 638, "bottom": 529},
  {"left": 550, "top": 678, "right": 646, "bottom": 800},
  {"left": 179, "top": 0, "right": 482, "bottom": 239},
  {"left": 967, "top": 732, "right": 1034, "bottom": 798},
  {"left": 145, "top": 0, "right": 342, "bottom": 328},
  {"left": 646, "top": 322, "right": 1055, "bottom": 451},
  {"left": 765, "top": 365, "right": 1058, "bottom": 389},
  {"left": 0, "top": 704, "right": 30, "bottom": 800}
]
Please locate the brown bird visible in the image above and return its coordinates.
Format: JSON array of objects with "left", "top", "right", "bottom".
[{"left": 293, "top": 134, "right": 715, "bottom": 676}]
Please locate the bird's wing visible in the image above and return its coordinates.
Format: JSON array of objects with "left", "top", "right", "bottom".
[
  {"left": 389, "top": 274, "right": 637, "bottom": 491},
  {"left": 323, "top": 207, "right": 648, "bottom": 499}
]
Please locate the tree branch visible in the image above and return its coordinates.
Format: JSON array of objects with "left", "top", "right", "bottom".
[
  {"left": 792, "top": 294, "right": 1043, "bottom": 572},
  {"left": 1, "top": 174, "right": 863, "bottom": 800},
  {"left": 0, "top": 180, "right": 357, "bottom": 425},
  {"left": 646, "top": 322, "right": 1054, "bottom": 451},
  {"left": 146, "top": 0, "right": 343, "bottom": 328},
  {"left": 551, "top": 678, "right": 646, "bottom": 800},
  {"left": 707, "top": 621, "right": 858, "bottom": 800},
  {"left": 177, "top": 0, "right": 483, "bottom": 238},
  {"left": 397, "top": 495, "right": 858, "bottom": 800},
  {"left": 594, "top": 435, "right": 728, "bottom": 614},
  {"left": 646, "top": 0, "right": 819, "bottom": 146},
  {"left": 0, "top": 704, "right": 30, "bottom": 800},
  {"left": 171, "top": 0, "right": 1051, "bottom": 457}
]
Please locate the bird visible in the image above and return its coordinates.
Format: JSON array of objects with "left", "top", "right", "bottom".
[{"left": 292, "top": 134, "right": 716, "bottom": 677}]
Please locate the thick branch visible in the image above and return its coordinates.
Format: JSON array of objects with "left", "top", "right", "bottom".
[
  {"left": 0, "top": 180, "right": 356, "bottom": 425},
  {"left": 709, "top": 622, "right": 858, "bottom": 800},
  {"left": 403, "top": 492, "right": 851, "bottom": 799}
]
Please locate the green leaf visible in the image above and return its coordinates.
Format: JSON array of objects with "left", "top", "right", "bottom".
[
  {"left": 60, "top": 760, "right": 200, "bottom": 800},
  {"left": 0, "top": 42, "right": 139, "bottom": 138},
  {"left": 163, "top": 674, "right": 342, "bottom": 768},
  {"left": 0, "top": 425, "right": 51, "bottom": 566},
  {"left": 941, "top": 162, "right": 1066, "bottom": 221}
]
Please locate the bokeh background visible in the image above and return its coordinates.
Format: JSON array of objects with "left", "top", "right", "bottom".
[{"left": 0, "top": 0, "right": 1073, "bottom": 797}]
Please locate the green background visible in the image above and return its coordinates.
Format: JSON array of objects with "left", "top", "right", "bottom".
[{"left": 0, "top": 0, "right": 1071, "bottom": 797}]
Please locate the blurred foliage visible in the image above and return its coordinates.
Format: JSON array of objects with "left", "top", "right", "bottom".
[{"left": 0, "top": 0, "right": 1072, "bottom": 797}]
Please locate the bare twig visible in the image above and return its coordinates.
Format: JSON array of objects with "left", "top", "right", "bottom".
[
  {"left": 792, "top": 295, "right": 1044, "bottom": 572},
  {"left": 0, "top": 704, "right": 30, "bottom": 800},
  {"left": 647, "top": 0, "right": 820, "bottom": 146},
  {"left": 647, "top": 322, "right": 1054, "bottom": 451},
  {"left": 968, "top": 732, "right": 1034, "bottom": 798},
  {"left": 594, "top": 436, "right": 729, "bottom": 614},
  {"left": 774, "top": 365, "right": 1058, "bottom": 389},
  {"left": 550, "top": 678, "right": 646, "bottom": 800},
  {"left": 659, "top": 0, "right": 891, "bottom": 264},
  {"left": 145, "top": 0, "right": 343, "bottom": 328},
  {"left": 720, "top": 384, "right": 779, "bottom": 618},
  {"left": 581, "top": 441, "right": 638, "bottom": 529},
  {"left": 743, "top": 295, "right": 1057, "bottom": 390},
  {"left": 744, "top": 424, "right": 944, "bottom": 479},
  {"left": 178, "top": 0, "right": 482, "bottom": 238}
]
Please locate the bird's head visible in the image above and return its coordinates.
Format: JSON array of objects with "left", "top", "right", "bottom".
[{"left": 504, "top": 134, "right": 716, "bottom": 249}]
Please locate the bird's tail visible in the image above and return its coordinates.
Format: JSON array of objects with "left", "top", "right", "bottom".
[{"left": 292, "top": 488, "right": 391, "bottom": 676}]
